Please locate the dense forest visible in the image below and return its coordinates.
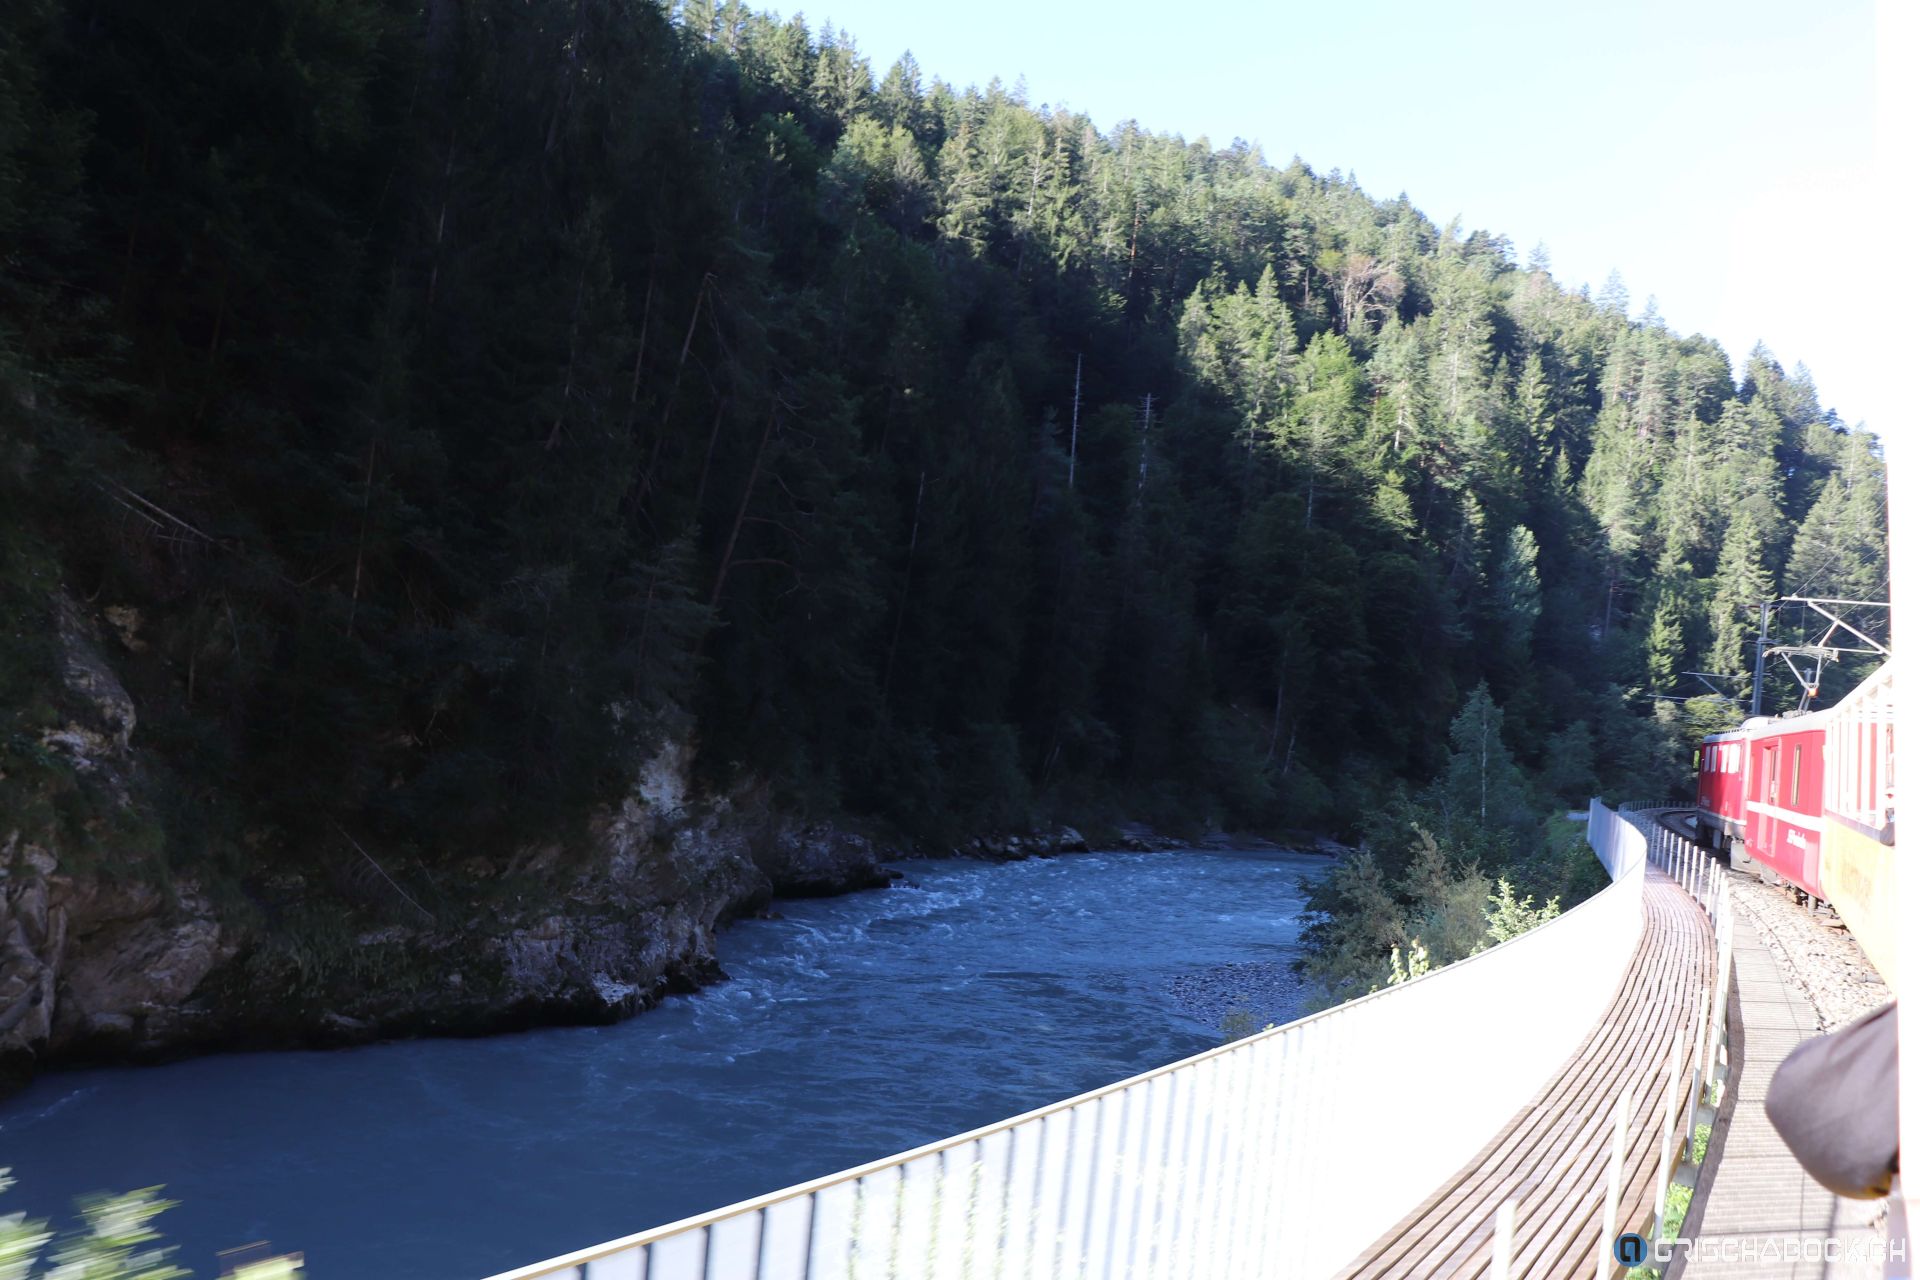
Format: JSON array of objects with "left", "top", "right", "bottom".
[{"left": 0, "top": 0, "right": 1886, "bottom": 927}]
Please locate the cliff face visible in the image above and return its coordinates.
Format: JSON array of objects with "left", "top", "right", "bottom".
[{"left": 0, "top": 600, "right": 894, "bottom": 1092}]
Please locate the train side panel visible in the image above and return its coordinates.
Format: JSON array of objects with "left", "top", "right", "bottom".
[
  {"left": 1744, "top": 719, "right": 1829, "bottom": 898},
  {"left": 1821, "top": 663, "right": 1897, "bottom": 990},
  {"left": 1694, "top": 730, "right": 1748, "bottom": 848}
]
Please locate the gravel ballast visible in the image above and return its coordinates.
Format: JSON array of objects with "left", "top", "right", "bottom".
[{"left": 1727, "top": 870, "right": 1891, "bottom": 1030}]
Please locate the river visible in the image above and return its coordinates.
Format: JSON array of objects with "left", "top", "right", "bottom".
[{"left": 0, "top": 847, "right": 1325, "bottom": 1279}]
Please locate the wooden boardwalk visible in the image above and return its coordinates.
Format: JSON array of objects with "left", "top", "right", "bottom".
[
  {"left": 1668, "top": 909, "right": 1887, "bottom": 1279},
  {"left": 1335, "top": 866, "right": 1716, "bottom": 1279}
]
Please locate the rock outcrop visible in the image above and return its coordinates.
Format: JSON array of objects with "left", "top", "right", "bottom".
[
  {"left": 950, "top": 826, "right": 1094, "bottom": 860},
  {"left": 0, "top": 781, "right": 895, "bottom": 1088},
  {"left": 0, "top": 599, "right": 895, "bottom": 1092},
  {"left": 0, "top": 595, "right": 1252, "bottom": 1094}
]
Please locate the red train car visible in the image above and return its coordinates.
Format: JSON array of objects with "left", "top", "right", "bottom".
[
  {"left": 1694, "top": 729, "right": 1748, "bottom": 851},
  {"left": 1738, "top": 710, "right": 1834, "bottom": 899},
  {"left": 1691, "top": 663, "right": 1897, "bottom": 987}
]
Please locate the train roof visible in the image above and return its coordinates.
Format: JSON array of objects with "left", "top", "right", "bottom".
[
  {"left": 1742, "top": 705, "right": 1842, "bottom": 738},
  {"left": 1696, "top": 662, "right": 1890, "bottom": 745}
]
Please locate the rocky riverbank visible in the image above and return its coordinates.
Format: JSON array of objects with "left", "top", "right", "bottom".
[
  {"left": 0, "top": 596, "right": 1318, "bottom": 1096},
  {"left": 1166, "top": 959, "right": 1307, "bottom": 1035},
  {"left": 0, "top": 782, "right": 902, "bottom": 1092},
  {"left": 0, "top": 799, "right": 1273, "bottom": 1093},
  {"left": 0, "top": 599, "right": 911, "bottom": 1093}
]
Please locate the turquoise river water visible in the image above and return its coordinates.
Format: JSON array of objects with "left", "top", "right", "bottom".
[{"left": 0, "top": 848, "right": 1324, "bottom": 1279}]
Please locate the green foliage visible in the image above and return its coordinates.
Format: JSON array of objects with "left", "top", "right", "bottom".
[
  {"left": 0, "top": 0, "right": 1880, "bottom": 889},
  {"left": 1385, "top": 939, "right": 1431, "bottom": 986},
  {"left": 1301, "top": 683, "right": 1615, "bottom": 1000},
  {"left": 0, "top": 1170, "right": 189, "bottom": 1280},
  {"left": 1399, "top": 827, "right": 1495, "bottom": 965},
  {"left": 1539, "top": 720, "right": 1599, "bottom": 805},
  {"left": 1625, "top": 1182, "right": 1695, "bottom": 1277},
  {"left": 0, "top": 1170, "right": 306, "bottom": 1279},
  {"left": 1439, "top": 685, "right": 1533, "bottom": 834},
  {"left": 1218, "top": 1008, "right": 1274, "bottom": 1043},
  {"left": 1484, "top": 877, "right": 1560, "bottom": 944}
]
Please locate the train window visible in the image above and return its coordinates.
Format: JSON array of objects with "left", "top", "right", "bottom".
[
  {"left": 1859, "top": 723, "right": 1868, "bottom": 815},
  {"left": 1791, "top": 744, "right": 1801, "bottom": 806}
]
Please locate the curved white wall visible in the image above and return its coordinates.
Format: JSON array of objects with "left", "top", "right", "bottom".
[{"left": 490, "top": 807, "right": 1650, "bottom": 1280}]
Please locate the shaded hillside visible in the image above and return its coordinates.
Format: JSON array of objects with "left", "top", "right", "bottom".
[{"left": 0, "top": 0, "right": 1884, "bottom": 879}]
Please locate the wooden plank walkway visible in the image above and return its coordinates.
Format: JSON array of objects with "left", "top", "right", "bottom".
[
  {"left": 1334, "top": 866, "right": 1715, "bottom": 1279},
  {"left": 1668, "top": 908, "right": 1887, "bottom": 1279}
]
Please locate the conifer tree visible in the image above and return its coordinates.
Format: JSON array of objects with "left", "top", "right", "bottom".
[{"left": 1707, "top": 512, "right": 1774, "bottom": 694}]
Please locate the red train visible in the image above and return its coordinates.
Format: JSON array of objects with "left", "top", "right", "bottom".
[{"left": 1691, "top": 662, "right": 1897, "bottom": 989}]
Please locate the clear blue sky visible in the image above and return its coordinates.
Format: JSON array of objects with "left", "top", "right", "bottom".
[{"left": 806, "top": 0, "right": 1874, "bottom": 428}]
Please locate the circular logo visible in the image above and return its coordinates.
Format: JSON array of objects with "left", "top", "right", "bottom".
[{"left": 1613, "top": 1232, "right": 1649, "bottom": 1266}]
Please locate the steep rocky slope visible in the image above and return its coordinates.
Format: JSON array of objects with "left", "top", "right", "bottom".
[{"left": 0, "top": 598, "right": 898, "bottom": 1091}]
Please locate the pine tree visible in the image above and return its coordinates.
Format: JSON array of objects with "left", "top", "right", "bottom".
[
  {"left": 1785, "top": 474, "right": 1868, "bottom": 599},
  {"left": 1643, "top": 584, "right": 1689, "bottom": 694},
  {"left": 1597, "top": 268, "right": 1630, "bottom": 316},
  {"left": 1440, "top": 684, "right": 1530, "bottom": 832},
  {"left": 1707, "top": 512, "right": 1774, "bottom": 695}
]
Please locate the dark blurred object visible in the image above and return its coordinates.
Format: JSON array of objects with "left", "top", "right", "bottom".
[{"left": 1765, "top": 1002, "right": 1899, "bottom": 1199}]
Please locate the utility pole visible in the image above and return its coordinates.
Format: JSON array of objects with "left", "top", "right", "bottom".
[
  {"left": 1754, "top": 596, "right": 1890, "bottom": 712},
  {"left": 1751, "top": 600, "right": 1773, "bottom": 716}
]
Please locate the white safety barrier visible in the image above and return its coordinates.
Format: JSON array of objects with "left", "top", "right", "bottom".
[{"left": 487, "top": 810, "right": 1652, "bottom": 1280}]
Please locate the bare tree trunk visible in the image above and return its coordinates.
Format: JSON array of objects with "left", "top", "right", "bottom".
[
  {"left": 660, "top": 273, "right": 711, "bottom": 427},
  {"left": 690, "top": 397, "right": 729, "bottom": 515},
  {"left": 118, "top": 124, "right": 153, "bottom": 312},
  {"left": 1016, "top": 153, "right": 1042, "bottom": 278},
  {"left": 543, "top": 0, "right": 587, "bottom": 156},
  {"left": 625, "top": 270, "right": 654, "bottom": 439},
  {"left": 545, "top": 268, "right": 587, "bottom": 450},
  {"left": 426, "top": 128, "right": 456, "bottom": 312},
  {"left": 346, "top": 438, "right": 379, "bottom": 637},
  {"left": 192, "top": 264, "right": 230, "bottom": 424},
  {"left": 1068, "top": 354, "right": 1082, "bottom": 489},
  {"left": 1479, "top": 708, "right": 1490, "bottom": 821},
  {"left": 1136, "top": 392, "right": 1154, "bottom": 496},
  {"left": 425, "top": 0, "right": 459, "bottom": 82},
  {"left": 877, "top": 470, "right": 927, "bottom": 722},
  {"left": 639, "top": 274, "right": 713, "bottom": 506},
  {"left": 1265, "top": 680, "right": 1285, "bottom": 762},
  {"left": 634, "top": 562, "right": 659, "bottom": 679},
  {"left": 708, "top": 405, "right": 776, "bottom": 611},
  {"left": 1041, "top": 738, "right": 1063, "bottom": 787}
]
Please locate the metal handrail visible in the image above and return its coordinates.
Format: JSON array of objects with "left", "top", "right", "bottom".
[
  {"left": 1486, "top": 803, "right": 1727, "bottom": 1278},
  {"left": 486, "top": 808, "right": 1659, "bottom": 1280}
]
